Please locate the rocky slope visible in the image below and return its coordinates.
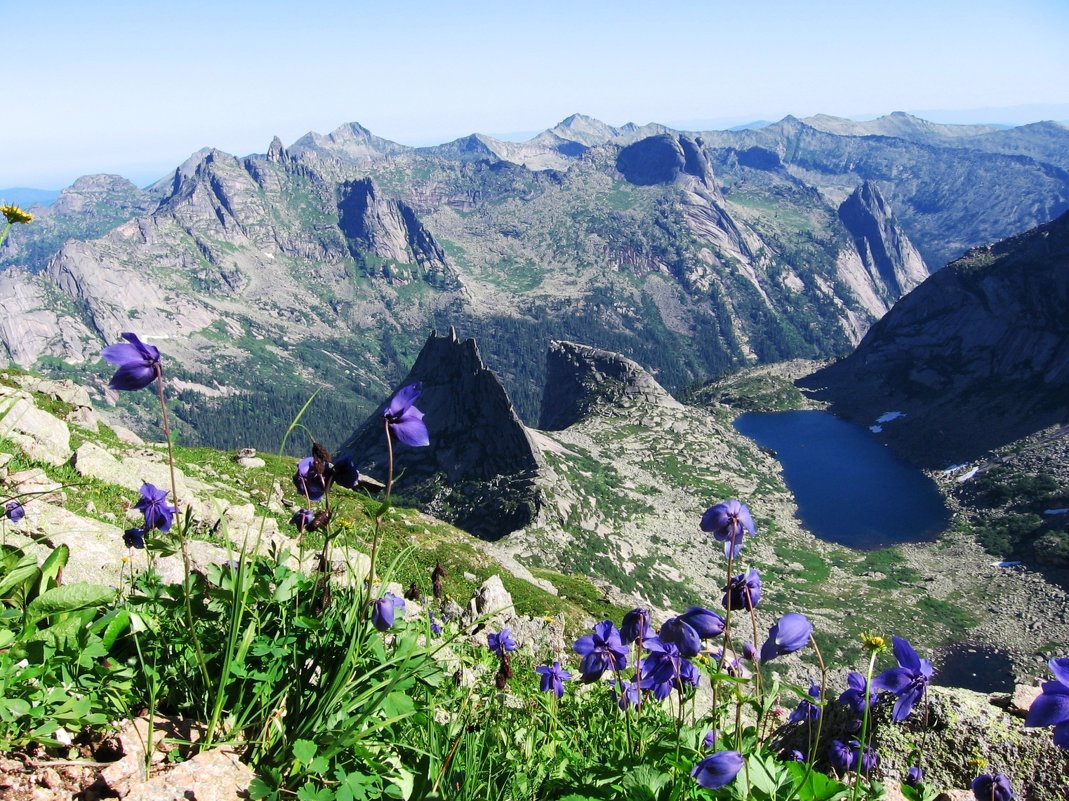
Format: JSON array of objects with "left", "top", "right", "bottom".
[{"left": 799, "top": 209, "right": 1069, "bottom": 468}]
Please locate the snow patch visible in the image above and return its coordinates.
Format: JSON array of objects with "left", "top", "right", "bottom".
[
  {"left": 876, "top": 411, "right": 905, "bottom": 424},
  {"left": 955, "top": 467, "right": 979, "bottom": 483},
  {"left": 869, "top": 425, "right": 883, "bottom": 433},
  {"left": 991, "top": 560, "right": 1023, "bottom": 568},
  {"left": 1044, "top": 508, "right": 1069, "bottom": 516}
]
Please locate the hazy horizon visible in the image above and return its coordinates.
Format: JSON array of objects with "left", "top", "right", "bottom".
[{"left": 4, "top": 0, "right": 1067, "bottom": 189}]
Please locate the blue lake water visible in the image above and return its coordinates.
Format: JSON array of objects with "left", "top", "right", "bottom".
[{"left": 733, "top": 410, "right": 950, "bottom": 549}]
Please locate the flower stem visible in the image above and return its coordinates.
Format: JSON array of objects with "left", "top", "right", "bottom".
[{"left": 851, "top": 650, "right": 879, "bottom": 801}]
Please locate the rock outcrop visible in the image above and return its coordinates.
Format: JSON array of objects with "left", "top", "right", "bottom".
[
  {"left": 342, "top": 328, "right": 543, "bottom": 540},
  {"left": 837, "top": 180, "right": 929, "bottom": 314},
  {"left": 538, "top": 340, "right": 683, "bottom": 430},
  {"left": 801, "top": 210, "right": 1069, "bottom": 466}
]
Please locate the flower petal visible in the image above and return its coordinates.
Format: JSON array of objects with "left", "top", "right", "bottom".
[
  {"left": 872, "top": 667, "right": 911, "bottom": 694},
  {"left": 1049, "top": 657, "right": 1069, "bottom": 689},
  {"left": 892, "top": 636, "right": 922, "bottom": 673},
  {"left": 391, "top": 415, "right": 429, "bottom": 447},
  {"left": 101, "top": 342, "right": 143, "bottom": 366},
  {"left": 387, "top": 383, "right": 422, "bottom": 416},
  {"left": 108, "top": 363, "right": 157, "bottom": 390},
  {"left": 1025, "top": 692, "right": 1069, "bottom": 728}
]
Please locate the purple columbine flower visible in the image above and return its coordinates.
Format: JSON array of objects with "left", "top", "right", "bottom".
[
  {"left": 700, "top": 499, "right": 756, "bottom": 559},
  {"left": 872, "top": 635, "right": 933, "bottom": 721},
  {"left": 573, "top": 620, "right": 628, "bottom": 682},
  {"left": 691, "top": 751, "right": 744, "bottom": 790},
  {"left": 742, "top": 641, "right": 757, "bottom": 661},
  {"left": 293, "top": 457, "right": 327, "bottom": 502},
  {"left": 701, "top": 729, "right": 719, "bottom": 750},
  {"left": 905, "top": 766, "right": 924, "bottom": 787},
  {"left": 488, "top": 629, "right": 517, "bottom": 657},
  {"left": 621, "top": 607, "right": 652, "bottom": 645},
  {"left": 971, "top": 773, "right": 1014, "bottom": 801},
  {"left": 135, "top": 483, "right": 175, "bottom": 533},
  {"left": 331, "top": 455, "right": 361, "bottom": 490},
  {"left": 838, "top": 671, "right": 875, "bottom": 715},
  {"left": 428, "top": 611, "right": 442, "bottom": 635},
  {"left": 372, "top": 592, "right": 405, "bottom": 631},
  {"left": 723, "top": 568, "right": 761, "bottom": 611},
  {"left": 102, "top": 332, "right": 161, "bottom": 391},
  {"left": 828, "top": 739, "right": 855, "bottom": 774},
  {"left": 640, "top": 638, "right": 699, "bottom": 698},
  {"left": 613, "top": 677, "right": 642, "bottom": 710},
  {"left": 535, "top": 661, "right": 571, "bottom": 698},
  {"left": 384, "top": 383, "right": 430, "bottom": 448},
  {"left": 123, "top": 528, "right": 146, "bottom": 549},
  {"left": 290, "top": 508, "right": 315, "bottom": 531},
  {"left": 855, "top": 742, "right": 879, "bottom": 775},
  {"left": 759, "top": 613, "right": 812, "bottom": 663},
  {"left": 1025, "top": 656, "right": 1069, "bottom": 748},
  {"left": 789, "top": 680, "right": 822, "bottom": 723},
  {"left": 679, "top": 606, "right": 725, "bottom": 639},
  {"left": 658, "top": 617, "right": 702, "bottom": 658},
  {"left": 4, "top": 500, "right": 24, "bottom": 523}
]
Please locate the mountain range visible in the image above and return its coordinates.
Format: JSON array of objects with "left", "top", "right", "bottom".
[{"left": 1, "top": 111, "right": 1067, "bottom": 449}]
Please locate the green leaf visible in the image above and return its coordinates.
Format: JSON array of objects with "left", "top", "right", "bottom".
[
  {"left": 37, "top": 545, "right": 69, "bottom": 596},
  {"left": 292, "top": 739, "right": 318, "bottom": 766},
  {"left": 247, "top": 777, "right": 276, "bottom": 801},
  {"left": 381, "top": 691, "right": 415, "bottom": 720},
  {"left": 0, "top": 698, "right": 31, "bottom": 719},
  {"left": 0, "top": 553, "right": 40, "bottom": 598},
  {"left": 91, "top": 608, "right": 131, "bottom": 648},
  {"left": 296, "top": 782, "right": 333, "bottom": 801},
  {"left": 24, "top": 584, "right": 115, "bottom": 628},
  {"left": 786, "top": 762, "right": 850, "bottom": 801}
]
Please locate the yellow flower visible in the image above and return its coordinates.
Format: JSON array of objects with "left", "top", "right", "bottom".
[
  {"left": 1, "top": 205, "right": 33, "bottom": 225},
  {"left": 860, "top": 632, "right": 888, "bottom": 652}
]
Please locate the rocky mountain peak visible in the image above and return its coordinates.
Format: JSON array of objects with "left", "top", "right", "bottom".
[
  {"left": 615, "top": 134, "right": 719, "bottom": 192},
  {"left": 342, "top": 328, "right": 543, "bottom": 540},
  {"left": 336, "top": 178, "right": 456, "bottom": 287},
  {"left": 837, "top": 180, "right": 929, "bottom": 311},
  {"left": 266, "top": 136, "right": 287, "bottom": 163},
  {"left": 538, "top": 340, "right": 683, "bottom": 431}
]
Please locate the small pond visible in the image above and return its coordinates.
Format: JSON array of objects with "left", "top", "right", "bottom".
[{"left": 733, "top": 410, "right": 950, "bottom": 549}]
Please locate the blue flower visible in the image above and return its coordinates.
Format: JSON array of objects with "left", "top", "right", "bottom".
[
  {"left": 789, "top": 680, "right": 822, "bottom": 723},
  {"left": 613, "top": 677, "right": 642, "bottom": 710},
  {"left": 700, "top": 499, "right": 755, "bottom": 558},
  {"left": 691, "top": 751, "right": 744, "bottom": 790},
  {"left": 135, "top": 483, "right": 175, "bottom": 533},
  {"left": 534, "top": 661, "right": 571, "bottom": 698},
  {"left": 332, "top": 455, "right": 361, "bottom": 490},
  {"left": 293, "top": 456, "right": 327, "bottom": 502},
  {"left": 640, "top": 637, "right": 699, "bottom": 697},
  {"left": 828, "top": 739, "right": 854, "bottom": 774},
  {"left": 372, "top": 592, "right": 405, "bottom": 631},
  {"left": 384, "top": 383, "right": 430, "bottom": 447},
  {"left": 123, "top": 528, "right": 146, "bottom": 549},
  {"left": 290, "top": 508, "right": 315, "bottom": 531},
  {"left": 905, "top": 766, "right": 924, "bottom": 787},
  {"left": 971, "top": 773, "right": 1013, "bottom": 801},
  {"left": 658, "top": 617, "right": 702, "bottom": 658},
  {"left": 679, "top": 606, "right": 725, "bottom": 639},
  {"left": 102, "top": 332, "right": 160, "bottom": 391},
  {"left": 428, "top": 611, "right": 442, "bottom": 636},
  {"left": 573, "top": 620, "right": 628, "bottom": 682},
  {"left": 759, "top": 613, "right": 812, "bottom": 662},
  {"left": 872, "top": 636, "right": 932, "bottom": 721},
  {"left": 723, "top": 568, "right": 762, "bottom": 611},
  {"left": 4, "top": 500, "right": 24, "bottom": 523},
  {"left": 838, "top": 671, "right": 874, "bottom": 715},
  {"left": 621, "top": 607, "right": 652, "bottom": 645},
  {"left": 1025, "top": 656, "right": 1069, "bottom": 748},
  {"left": 488, "top": 629, "right": 517, "bottom": 657}
]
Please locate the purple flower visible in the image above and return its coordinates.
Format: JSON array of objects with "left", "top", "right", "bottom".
[
  {"left": 534, "top": 661, "right": 571, "bottom": 697},
  {"left": 102, "top": 332, "right": 161, "bottom": 391},
  {"left": 573, "top": 620, "right": 628, "bottom": 682},
  {"left": 658, "top": 617, "right": 702, "bottom": 658},
  {"left": 332, "top": 455, "right": 361, "bottom": 490},
  {"left": 701, "top": 729, "right": 719, "bottom": 749},
  {"left": 723, "top": 568, "right": 761, "bottom": 611},
  {"left": 691, "top": 751, "right": 744, "bottom": 790},
  {"left": 372, "top": 592, "right": 405, "bottom": 631},
  {"left": 742, "top": 641, "right": 757, "bottom": 661},
  {"left": 621, "top": 607, "right": 652, "bottom": 645},
  {"left": 838, "top": 671, "right": 874, "bottom": 715},
  {"left": 640, "top": 638, "right": 699, "bottom": 697},
  {"left": 700, "top": 499, "right": 755, "bottom": 558},
  {"left": 971, "top": 773, "right": 1014, "bottom": 801},
  {"left": 613, "top": 677, "right": 642, "bottom": 710},
  {"left": 488, "top": 629, "right": 517, "bottom": 657},
  {"left": 759, "top": 613, "right": 812, "bottom": 663},
  {"left": 293, "top": 457, "right": 327, "bottom": 502},
  {"left": 905, "top": 766, "right": 924, "bottom": 787},
  {"left": 384, "top": 383, "right": 430, "bottom": 448},
  {"left": 428, "top": 611, "right": 442, "bottom": 635},
  {"left": 123, "top": 528, "right": 146, "bottom": 549},
  {"left": 4, "top": 500, "right": 24, "bottom": 523},
  {"left": 1024, "top": 656, "right": 1069, "bottom": 748},
  {"left": 290, "top": 508, "right": 315, "bottom": 531},
  {"left": 872, "top": 636, "right": 932, "bottom": 721},
  {"left": 856, "top": 742, "right": 879, "bottom": 775},
  {"left": 680, "top": 606, "right": 725, "bottom": 639},
  {"left": 789, "top": 681, "right": 822, "bottom": 723},
  {"left": 828, "top": 739, "right": 854, "bottom": 774},
  {"left": 780, "top": 749, "right": 805, "bottom": 762},
  {"left": 135, "top": 483, "right": 175, "bottom": 533}
]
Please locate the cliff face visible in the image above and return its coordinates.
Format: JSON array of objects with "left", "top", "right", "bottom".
[
  {"left": 837, "top": 180, "right": 929, "bottom": 314},
  {"left": 801, "top": 210, "right": 1069, "bottom": 466},
  {"left": 539, "top": 340, "right": 683, "bottom": 430},
  {"left": 342, "top": 328, "right": 543, "bottom": 540}
]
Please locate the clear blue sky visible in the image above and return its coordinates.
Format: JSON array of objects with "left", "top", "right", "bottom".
[{"left": 4, "top": 0, "right": 1068, "bottom": 188}]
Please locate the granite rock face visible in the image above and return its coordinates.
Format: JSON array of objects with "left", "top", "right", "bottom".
[
  {"left": 801, "top": 210, "right": 1069, "bottom": 466},
  {"left": 539, "top": 340, "right": 683, "bottom": 431},
  {"left": 837, "top": 180, "right": 929, "bottom": 314},
  {"left": 342, "top": 328, "right": 543, "bottom": 540}
]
